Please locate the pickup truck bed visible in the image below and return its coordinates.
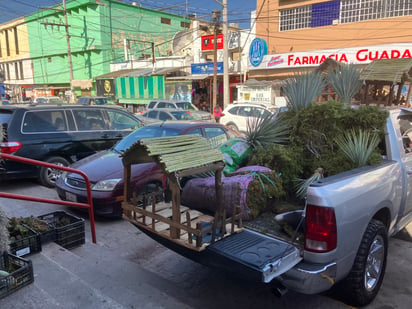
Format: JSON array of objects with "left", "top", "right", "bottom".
[
  {"left": 136, "top": 219, "right": 303, "bottom": 283},
  {"left": 126, "top": 197, "right": 304, "bottom": 283}
]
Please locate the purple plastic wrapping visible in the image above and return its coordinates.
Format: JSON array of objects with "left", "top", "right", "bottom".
[{"left": 181, "top": 166, "right": 273, "bottom": 221}]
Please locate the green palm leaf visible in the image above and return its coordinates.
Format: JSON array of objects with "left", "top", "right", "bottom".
[
  {"left": 295, "top": 168, "right": 324, "bottom": 199},
  {"left": 245, "top": 114, "right": 290, "bottom": 148},
  {"left": 327, "top": 63, "right": 362, "bottom": 105},
  {"left": 283, "top": 71, "right": 326, "bottom": 111},
  {"left": 335, "top": 129, "right": 380, "bottom": 167}
]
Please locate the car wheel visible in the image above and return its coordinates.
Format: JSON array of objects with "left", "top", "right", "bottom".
[
  {"left": 226, "top": 122, "right": 239, "bottom": 132},
  {"left": 336, "top": 219, "right": 388, "bottom": 306},
  {"left": 136, "top": 183, "right": 164, "bottom": 207},
  {"left": 39, "top": 156, "right": 70, "bottom": 188}
]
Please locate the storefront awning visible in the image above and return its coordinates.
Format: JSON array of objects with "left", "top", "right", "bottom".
[
  {"left": 95, "top": 67, "right": 189, "bottom": 79},
  {"left": 94, "top": 69, "right": 137, "bottom": 79},
  {"left": 360, "top": 58, "right": 412, "bottom": 83},
  {"left": 166, "top": 74, "right": 210, "bottom": 80},
  {"left": 71, "top": 79, "right": 92, "bottom": 89}
]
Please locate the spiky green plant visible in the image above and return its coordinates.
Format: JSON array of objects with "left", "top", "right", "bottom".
[
  {"left": 282, "top": 71, "right": 327, "bottom": 111},
  {"left": 327, "top": 63, "right": 362, "bottom": 105},
  {"left": 335, "top": 129, "right": 380, "bottom": 167},
  {"left": 245, "top": 114, "right": 290, "bottom": 148},
  {"left": 295, "top": 167, "right": 324, "bottom": 199}
]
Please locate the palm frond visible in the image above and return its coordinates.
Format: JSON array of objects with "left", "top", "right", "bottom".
[
  {"left": 335, "top": 129, "right": 380, "bottom": 167},
  {"left": 327, "top": 63, "right": 362, "bottom": 105},
  {"left": 295, "top": 168, "right": 324, "bottom": 199},
  {"left": 283, "top": 71, "right": 326, "bottom": 111},
  {"left": 245, "top": 114, "right": 290, "bottom": 148}
]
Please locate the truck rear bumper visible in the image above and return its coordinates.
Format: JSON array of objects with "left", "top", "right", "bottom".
[{"left": 278, "top": 261, "right": 337, "bottom": 294}]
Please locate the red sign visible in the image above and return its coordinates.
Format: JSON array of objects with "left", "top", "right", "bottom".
[{"left": 201, "top": 33, "right": 223, "bottom": 51}]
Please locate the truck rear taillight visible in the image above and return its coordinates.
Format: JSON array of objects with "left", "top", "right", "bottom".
[
  {"left": 0, "top": 141, "right": 21, "bottom": 154},
  {"left": 305, "top": 204, "right": 337, "bottom": 253}
]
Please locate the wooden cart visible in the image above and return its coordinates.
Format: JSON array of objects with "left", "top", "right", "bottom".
[{"left": 121, "top": 135, "right": 243, "bottom": 251}]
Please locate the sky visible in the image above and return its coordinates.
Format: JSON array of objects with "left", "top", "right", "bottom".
[{"left": 0, "top": 0, "right": 256, "bottom": 29}]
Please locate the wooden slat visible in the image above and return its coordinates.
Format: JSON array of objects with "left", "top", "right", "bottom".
[{"left": 153, "top": 210, "right": 204, "bottom": 232}]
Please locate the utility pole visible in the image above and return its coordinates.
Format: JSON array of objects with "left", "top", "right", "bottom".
[
  {"left": 222, "top": 0, "right": 229, "bottom": 109},
  {"left": 63, "top": 0, "right": 74, "bottom": 103},
  {"left": 39, "top": 0, "right": 74, "bottom": 102},
  {"left": 212, "top": 10, "right": 221, "bottom": 116}
]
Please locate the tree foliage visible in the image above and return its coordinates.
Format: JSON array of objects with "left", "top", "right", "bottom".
[{"left": 246, "top": 101, "right": 388, "bottom": 200}]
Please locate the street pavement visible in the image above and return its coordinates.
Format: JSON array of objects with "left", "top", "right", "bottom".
[{"left": 1, "top": 180, "right": 412, "bottom": 308}]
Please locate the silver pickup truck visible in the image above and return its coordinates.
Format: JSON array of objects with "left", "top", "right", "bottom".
[{"left": 122, "top": 108, "right": 412, "bottom": 307}]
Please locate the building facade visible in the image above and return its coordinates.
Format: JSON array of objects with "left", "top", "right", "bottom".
[
  {"left": 250, "top": 0, "right": 412, "bottom": 80},
  {"left": 0, "top": 17, "right": 33, "bottom": 101},
  {"left": 0, "top": 0, "right": 190, "bottom": 102}
]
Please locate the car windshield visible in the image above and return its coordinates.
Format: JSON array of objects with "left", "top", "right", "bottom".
[
  {"left": 95, "top": 98, "right": 108, "bottom": 105},
  {"left": 49, "top": 99, "right": 65, "bottom": 104},
  {"left": 170, "top": 110, "right": 196, "bottom": 120},
  {"left": 113, "top": 126, "right": 183, "bottom": 152},
  {"left": 175, "top": 102, "right": 198, "bottom": 111}
]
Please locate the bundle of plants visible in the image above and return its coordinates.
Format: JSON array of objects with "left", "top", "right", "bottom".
[
  {"left": 7, "top": 216, "right": 49, "bottom": 242},
  {"left": 246, "top": 102, "right": 388, "bottom": 199},
  {"left": 181, "top": 166, "right": 285, "bottom": 221}
]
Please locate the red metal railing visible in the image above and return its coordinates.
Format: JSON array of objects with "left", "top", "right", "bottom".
[{"left": 0, "top": 153, "right": 96, "bottom": 244}]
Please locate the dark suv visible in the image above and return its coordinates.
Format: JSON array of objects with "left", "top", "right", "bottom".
[{"left": 0, "top": 104, "right": 142, "bottom": 187}]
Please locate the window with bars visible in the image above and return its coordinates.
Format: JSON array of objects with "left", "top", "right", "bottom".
[
  {"left": 14, "top": 27, "right": 19, "bottom": 55},
  {"left": 280, "top": 0, "right": 412, "bottom": 31},
  {"left": 19, "top": 61, "right": 24, "bottom": 80},
  {"left": 161, "top": 17, "right": 171, "bottom": 25},
  {"left": 5, "top": 30, "right": 10, "bottom": 56},
  {"left": 15, "top": 62, "right": 18, "bottom": 80},
  {"left": 340, "top": 0, "right": 412, "bottom": 23},
  {"left": 181, "top": 21, "right": 190, "bottom": 28},
  {"left": 280, "top": 5, "right": 311, "bottom": 31}
]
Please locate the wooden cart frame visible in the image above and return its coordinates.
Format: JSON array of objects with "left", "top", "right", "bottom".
[{"left": 121, "top": 135, "right": 243, "bottom": 251}]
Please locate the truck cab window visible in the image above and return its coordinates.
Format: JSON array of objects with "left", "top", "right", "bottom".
[{"left": 399, "top": 116, "right": 412, "bottom": 153}]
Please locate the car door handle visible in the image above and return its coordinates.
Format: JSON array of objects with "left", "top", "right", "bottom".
[
  {"left": 101, "top": 133, "right": 109, "bottom": 138},
  {"left": 115, "top": 133, "right": 124, "bottom": 138}
]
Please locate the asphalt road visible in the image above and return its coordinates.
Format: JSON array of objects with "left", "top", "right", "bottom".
[{"left": 1, "top": 179, "right": 412, "bottom": 308}]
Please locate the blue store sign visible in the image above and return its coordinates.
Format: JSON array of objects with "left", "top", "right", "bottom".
[
  {"left": 191, "top": 62, "right": 223, "bottom": 74},
  {"left": 249, "top": 38, "right": 267, "bottom": 67}
]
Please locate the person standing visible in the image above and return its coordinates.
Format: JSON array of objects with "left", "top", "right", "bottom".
[{"left": 213, "top": 103, "right": 223, "bottom": 123}]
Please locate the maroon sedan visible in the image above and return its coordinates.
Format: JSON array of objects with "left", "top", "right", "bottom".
[{"left": 55, "top": 121, "right": 241, "bottom": 218}]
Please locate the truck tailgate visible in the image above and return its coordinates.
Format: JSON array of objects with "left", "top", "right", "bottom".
[{"left": 207, "top": 229, "right": 302, "bottom": 283}]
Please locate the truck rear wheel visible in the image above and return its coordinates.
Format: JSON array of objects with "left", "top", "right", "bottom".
[{"left": 338, "top": 219, "right": 388, "bottom": 306}]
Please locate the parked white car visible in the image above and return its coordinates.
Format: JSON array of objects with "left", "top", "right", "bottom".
[
  {"left": 219, "top": 103, "right": 274, "bottom": 132},
  {"left": 146, "top": 100, "right": 214, "bottom": 122},
  {"left": 33, "top": 96, "right": 65, "bottom": 104},
  {"left": 136, "top": 108, "right": 197, "bottom": 124}
]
